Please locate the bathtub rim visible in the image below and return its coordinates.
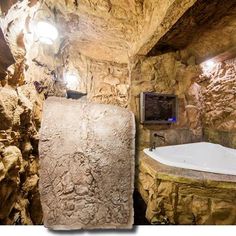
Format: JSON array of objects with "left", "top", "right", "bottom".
[
  {"left": 143, "top": 142, "right": 236, "bottom": 177},
  {"left": 139, "top": 151, "right": 236, "bottom": 190}
]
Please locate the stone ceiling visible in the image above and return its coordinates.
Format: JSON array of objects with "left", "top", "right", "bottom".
[
  {"left": 147, "top": 0, "right": 236, "bottom": 62},
  {"left": 52, "top": 0, "right": 198, "bottom": 63},
  {"left": 0, "top": 0, "right": 199, "bottom": 64},
  {"left": 46, "top": 0, "right": 143, "bottom": 63},
  {"left": 0, "top": 0, "right": 236, "bottom": 68}
]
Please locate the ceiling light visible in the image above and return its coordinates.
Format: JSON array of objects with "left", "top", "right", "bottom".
[
  {"left": 64, "top": 72, "right": 79, "bottom": 90},
  {"left": 35, "top": 21, "right": 58, "bottom": 45}
]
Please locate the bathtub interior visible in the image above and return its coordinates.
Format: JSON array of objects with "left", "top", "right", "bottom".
[{"left": 144, "top": 142, "right": 236, "bottom": 175}]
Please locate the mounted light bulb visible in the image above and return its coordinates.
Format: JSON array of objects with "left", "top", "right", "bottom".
[
  {"left": 205, "top": 60, "right": 215, "bottom": 70},
  {"left": 64, "top": 72, "right": 79, "bottom": 90},
  {"left": 35, "top": 21, "right": 58, "bottom": 45},
  {"left": 200, "top": 58, "right": 217, "bottom": 74}
]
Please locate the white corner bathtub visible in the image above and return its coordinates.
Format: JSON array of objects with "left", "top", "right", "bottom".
[{"left": 144, "top": 142, "right": 236, "bottom": 175}]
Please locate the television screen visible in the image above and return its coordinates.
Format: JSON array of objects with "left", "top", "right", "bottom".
[{"left": 140, "top": 92, "right": 177, "bottom": 124}]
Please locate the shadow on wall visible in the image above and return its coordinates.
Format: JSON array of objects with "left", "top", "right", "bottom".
[
  {"left": 204, "top": 128, "right": 236, "bottom": 149},
  {"left": 150, "top": 128, "right": 202, "bottom": 148}
]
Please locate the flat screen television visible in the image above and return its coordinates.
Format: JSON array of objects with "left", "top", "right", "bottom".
[{"left": 140, "top": 92, "right": 177, "bottom": 124}]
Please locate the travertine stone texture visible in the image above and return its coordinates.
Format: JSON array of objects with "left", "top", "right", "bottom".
[
  {"left": 138, "top": 154, "right": 236, "bottom": 225},
  {"left": 39, "top": 97, "right": 135, "bottom": 229}
]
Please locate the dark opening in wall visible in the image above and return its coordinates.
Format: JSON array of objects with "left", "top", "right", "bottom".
[{"left": 0, "top": 29, "right": 15, "bottom": 79}]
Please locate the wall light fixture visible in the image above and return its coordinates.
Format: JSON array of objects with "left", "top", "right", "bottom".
[
  {"left": 35, "top": 21, "right": 58, "bottom": 45},
  {"left": 64, "top": 72, "right": 80, "bottom": 91},
  {"left": 204, "top": 59, "right": 215, "bottom": 70}
]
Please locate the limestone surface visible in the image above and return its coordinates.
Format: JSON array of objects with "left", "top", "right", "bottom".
[{"left": 39, "top": 97, "right": 135, "bottom": 229}]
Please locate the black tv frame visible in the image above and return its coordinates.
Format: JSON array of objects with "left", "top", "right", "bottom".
[{"left": 140, "top": 92, "right": 178, "bottom": 124}]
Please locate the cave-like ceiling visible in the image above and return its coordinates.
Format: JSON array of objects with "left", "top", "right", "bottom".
[
  {"left": 0, "top": 0, "right": 199, "bottom": 64},
  {"left": 147, "top": 0, "right": 236, "bottom": 62},
  {"left": 45, "top": 0, "right": 198, "bottom": 63},
  {"left": 0, "top": 0, "right": 236, "bottom": 67}
]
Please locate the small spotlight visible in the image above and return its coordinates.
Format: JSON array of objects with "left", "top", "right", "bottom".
[
  {"left": 204, "top": 59, "right": 215, "bottom": 70},
  {"left": 205, "top": 60, "right": 215, "bottom": 67},
  {"left": 64, "top": 72, "right": 79, "bottom": 90},
  {"left": 35, "top": 21, "right": 58, "bottom": 45}
]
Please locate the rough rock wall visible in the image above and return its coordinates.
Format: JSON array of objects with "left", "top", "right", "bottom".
[
  {"left": 45, "top": 0, "right": 143, "bottom": 63},
  {"left": 199, "top": 58, "right": 236, "bottom": 148},
  {"left": 129, "top": 52, "right": 203, "bottom": 155},
  {"left": 0, "top": 71, "right": 44, "bottom": 224},
  {"left": 0, "top": 60, "right": 62, "bottom": 225},
  {"left": 0, "top": 29, "right": 15, "bottom": 79},
  {"left": 0, "top": 1, "right": 65, "bottom": 225},
  {"left": 63, "top": 49, "right": 130, "bottom": 107},
  {"left": 44, "top": 0, "right": 198, "bottom": 63},
  {"left": 200, "top": 58, "right": 236, "bottom": 131},
  {"left": 39, "top": 97, "right": 135, "bottom": 229},
  {"left": 132, "top": 0, "right": 197, "bottom": 56}
]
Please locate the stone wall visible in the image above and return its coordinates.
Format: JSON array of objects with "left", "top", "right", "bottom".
[
  {"left": 87, "top": 60, "right": 129, "bottom": 107},
  {"left": 129, "top": 52, "right": 203, "bottom": 156},
  {"left": 0, "top": 1, "right": 62, "bottom": 223},
  {"left": 0, "top": 69, "right": 45, "bottom": 224},
  {"left": 0, "top": 60, "right": 66, "bottom": 225},
  {"left": 199, "top": 58, "right": 236, "bottom": 148},
  {"left": 63, "top": 49, "right": 130, "bottom": 108},
  {"left": 200, "top": 58, "right": 236, "bottom": 131}
]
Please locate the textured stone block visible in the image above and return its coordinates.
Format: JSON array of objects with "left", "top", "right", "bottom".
[{"left": 39, "top": 97, "right": 135, "bottom": 229}]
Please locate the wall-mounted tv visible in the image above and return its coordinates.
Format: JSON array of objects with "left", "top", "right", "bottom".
[{"left": 140, "top": 92, "right": 178, "bottom": 124}]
